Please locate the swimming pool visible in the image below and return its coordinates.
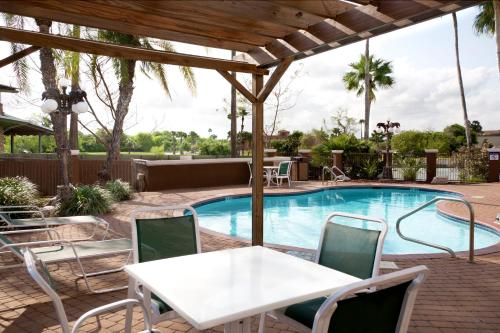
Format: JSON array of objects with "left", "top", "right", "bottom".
[{"left": 194, "top": 187, "right": 499, "bottom": 254}]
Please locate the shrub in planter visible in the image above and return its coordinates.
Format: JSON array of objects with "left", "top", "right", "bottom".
[
  {"left": 58, "top": 185, "right": 113, "bottom": 216},
  {"left": 106, "top": 179, "right": 133, "bottom": 201},
  {"left": 398, "top": 157, "right": 424, "bottom": 181},
  {"left": 0, "top": 176, "right": 39, "bottom": 206}
]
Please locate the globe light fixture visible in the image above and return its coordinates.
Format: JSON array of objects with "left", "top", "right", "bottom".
[{"left": 40, "top": 79, "right": 88, "bottom": 116}]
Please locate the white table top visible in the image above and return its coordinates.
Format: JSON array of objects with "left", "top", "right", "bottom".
[
  {"left": 263, "top": 166, "right": 279, "bottom": 169},
  {"left": 125, "top": 246, "right": 359, "bottom": 330}
]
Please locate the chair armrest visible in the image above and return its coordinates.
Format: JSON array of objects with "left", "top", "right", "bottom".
[
  {"left": 0, "top": 227, "right": 62, "bottom": 240},
  {"left": 71, "top": 299, "right": 153, "bottom": 333}
]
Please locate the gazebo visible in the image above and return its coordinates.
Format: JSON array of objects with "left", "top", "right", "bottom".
[{"left": 0, "top": 0, "right": 480, "bottom": 245}]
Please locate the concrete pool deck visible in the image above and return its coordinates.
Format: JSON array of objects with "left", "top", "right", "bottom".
[{"left": 0, "top": 181, "right": 499, "bottom": 332}]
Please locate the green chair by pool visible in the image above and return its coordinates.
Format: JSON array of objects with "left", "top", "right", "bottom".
[
  {"left": 129, "top": 205, "right": 201, "bottom": 325},
  {"left": 315, "top": 212, "right": 388, "bottom": 279},
  {"left": 277, "top": 265, "right": 428, "bottom": 333},
  {"left": 23, "top": 249, "right": 152, "bottom": 333},
  {"left": 272, "top": 160, "right": 293, "bottom": 187},
  {"left": 0, "top": 228, "right": 131, "bottom": 293}
]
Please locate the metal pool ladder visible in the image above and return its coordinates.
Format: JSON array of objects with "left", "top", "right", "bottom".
[{"left": 396, "top": 197, "right": 475, "bottom": 262}]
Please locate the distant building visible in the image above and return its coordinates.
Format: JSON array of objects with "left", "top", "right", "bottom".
[
  {"left": 478, "top": 130, "right": 500, "bottom": 148},
  {"left": 265, "top": 130, "right": 290, "bottom": 144}
]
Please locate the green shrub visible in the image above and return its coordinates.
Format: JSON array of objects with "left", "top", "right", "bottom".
[
  {"left": 150, "top": 145, "right": 165, "bottom": 155},
  {"left": 58, "top": 185, "right": 113, "bottom": 216},
  {"left": 398, "top": 157, "right": 424, "bottom": 181},
  {"left": 361, "top": 158, "right": 381, "bottom": 180},
  {"left": 198, "top": 138, "right": 230, "bottom": 156},
  {"left": 0, "top": 176, "right": 39, "bottom": 206},
  {"left": 106, "top": 179, "right": 133, "bottom": 201},
  {"left": 270, "top": 131, "right": 303, "bottom": 156}
]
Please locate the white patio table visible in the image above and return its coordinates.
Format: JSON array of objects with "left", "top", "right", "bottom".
[
  {"left": 124, "top": 246, "right": 359, "bottom": 333},
  {"left": 263, "top": 165, "right": 279, "bottom": 186}
]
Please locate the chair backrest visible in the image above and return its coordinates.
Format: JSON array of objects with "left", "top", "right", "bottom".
[
  {"left": 131, "top": 205, "right": 201, "bottom": 264},
  {"left": 316, "top": 212, "right": 387, "bottom": 279},
  {"left": 312, "top": 265, "right": 428, "bottom": 333},
  {"left": 23, "top": 249, "right": 71, "bottom": 333},
  {"left": 278, "top": 161, "right": 292, "bottom": 176},
  {"left": 247, "top": 161, "right": 253, "bottom": 177}
]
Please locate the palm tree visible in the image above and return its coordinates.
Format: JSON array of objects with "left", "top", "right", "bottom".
[
  {"left": 473, "top": 1, "right": 500, "bottom": 78},
  {"left": 452, "top": 12, "right": 472, "bottom": 148},
  {"left": 90, "top": 30, "right": 196, "bottom": 181},
  {"left": 343, "top": 45, "right": 394, "bottom": 140}
]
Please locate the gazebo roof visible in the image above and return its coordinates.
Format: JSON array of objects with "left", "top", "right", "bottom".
[
  {"left": 0, "top": 0, "right": 481, "bottom": 73},
  {"left": 0, "top": 114, "right": 53, "bottom": 136}
]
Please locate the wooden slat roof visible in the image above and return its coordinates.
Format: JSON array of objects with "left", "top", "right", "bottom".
[{"left": 0, "top": 0, "right": 482, "bottom": 72}]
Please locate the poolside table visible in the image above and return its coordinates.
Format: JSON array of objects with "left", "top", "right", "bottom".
[
  {"left": 124, "top": 246, "right": 360, "bottom": 333},
  {"left": 263, "top": 165, "right": 279, "bottom": 186}
]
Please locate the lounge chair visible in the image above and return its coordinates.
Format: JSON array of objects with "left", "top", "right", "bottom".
[
  {"left": 322, "top": 165, "right": 351, "bottom": 184},
  {"left": 267, "top": 265, "right": 428, "bottom": 333},
  {"left": 127, "top": 205, "right": 201, "bottom": 326},
  {"left": 272, "top": 160, "right": 293, "bottom": 187},
  {"left": 431, "top": 176, "right": 449, "bottom": 184},
  {"left": 0, "top": 205, "right": 109, "bottom": 240},
  {"left": 0, "top": 227, "right": 131, "bottom": 293},
  {"left": 247, "top": 161, "right": 266, "bottom": 186},
  {"left": 23, "top": 249, "right": 152, "bottom": 333}
]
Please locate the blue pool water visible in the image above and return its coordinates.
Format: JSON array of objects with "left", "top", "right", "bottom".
[{"left": 195, "top": 187, "right": 499, "bottom": 254}]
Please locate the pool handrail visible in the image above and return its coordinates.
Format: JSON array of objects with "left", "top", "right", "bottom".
[{"left": 396, "top": 196, "right": 475, "bottom": 262}]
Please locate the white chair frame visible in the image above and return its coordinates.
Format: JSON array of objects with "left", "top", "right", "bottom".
[
  {"left": 0, "top": 227, "right": 132, "bottom": 293},
  {"left": 316, "top": 212, "right": 388, "bottom": 279},
  {"left": 23, "top": 249, "right": 153, "bottom": 333},
  {"left": 128, "top": 205, "right": 202, "bottom": 327},
  {"left": 264, "top": 265, "right": 428, "bottom": 333},
  {"left": 322, "top": 165, "right": 350, "bottom": 185},
  {"left": 272, "top": 161, "right": 293, "bottom": 187}
]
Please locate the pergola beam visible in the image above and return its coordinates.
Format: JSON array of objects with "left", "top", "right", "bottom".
[
  {"left": 257, "top": 57, "right": 293, "bottom": 103},
  {"left": 217, "top": 70, "right": 257, "bottom": 104},
  {"left": 0, "top": 27, "right": 268, "bottom": 75},
  {"left": 0, "top": 45, "right": 40, "bottom": 68}
]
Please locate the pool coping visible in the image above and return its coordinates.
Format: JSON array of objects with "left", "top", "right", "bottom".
[{"left": 191, "top": 184, "right": 500, "bottom": 259}]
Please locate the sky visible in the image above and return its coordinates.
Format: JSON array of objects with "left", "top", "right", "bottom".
[{"left": 0, "top": 6, "right": 499, "bottom": 139}]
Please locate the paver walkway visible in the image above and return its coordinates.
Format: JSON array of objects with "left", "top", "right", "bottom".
[{"left": 1, "top": 182, "right": 499, "bottom": 332}]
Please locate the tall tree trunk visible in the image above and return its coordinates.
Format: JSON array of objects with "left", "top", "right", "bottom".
[
  {"left": 36, "top": 19, "right": 72, "bottom": 195},
  {"left": 0, "top": 102, "right": 4, "bottom": 153},
  {"left": 495, "top": 0, "right": 500, "bottom": 78},
  {"left": 363, "top": 39, "right": 371, "bottom": 140},
  {"left": 452, "top": 13, "right": 472, "bottom": 148},
  {"left": 230, "top": 50, "right": 237, "bottom": 157},
  {"left": 99, "top": 60, "right": 136, "bottom": 182},
  {"left": 69, "top": 26, "right": 81, "bottom": 151}
]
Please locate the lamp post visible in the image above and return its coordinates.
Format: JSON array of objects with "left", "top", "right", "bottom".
[
  {"left": 376, "top": 120, "right": 400, "bottom": 179},
  {"left": 41, "top": 78, "right": 88, "bottom": 199}
]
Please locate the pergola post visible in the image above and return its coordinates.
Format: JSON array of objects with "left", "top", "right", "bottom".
[{"left": 251, "top": 74, "right": 264, "bottom": 246}]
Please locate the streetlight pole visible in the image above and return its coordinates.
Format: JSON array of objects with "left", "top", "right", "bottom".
[
  {"left": 41, "top": 78, "right": 88, "bottom": 200},
  {"left": 376, "top": 120, "right": 400, "bottom": 179}
]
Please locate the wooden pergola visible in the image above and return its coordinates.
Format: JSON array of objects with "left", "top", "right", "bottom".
[{"left": 0, "top": 0, "right": 480, "bottom": 245}]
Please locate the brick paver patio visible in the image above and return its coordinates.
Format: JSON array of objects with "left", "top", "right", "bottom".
[{"left": 1, "top": 181, "right": 499, "bottom": 332}]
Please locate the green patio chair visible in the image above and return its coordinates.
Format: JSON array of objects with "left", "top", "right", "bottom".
[
  {"left": 315, "top": 212, "right": 388, "bottom": 279},
  {"left": 129, "top": 205, "right": 201, "bottom": 325},
  {"left": 0, "top": 205, "right": 109, "bottom": 240},
  {"left": 272, "top": 160, "right": 293, "bottom": 187},
  {"left": 23, "top": 249, "right": 153, "bottom": 333},
  {"left": 0, "top": 227, "right": 131, "bottom": 293},
  {"left": 278, "top": 265, "right": 428, "bottom": 333}
]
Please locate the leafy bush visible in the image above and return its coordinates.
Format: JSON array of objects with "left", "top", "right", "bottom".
[
  {"left": 361, "top": 158, "right": 382, "bottom": 180},
  {"left": 311, "top": 134, "right": 374, "bottom": 167},
  {"left": 58, "top": 185, "right": 113, "bottom": 216},
  {"left": 270, "top": 131, "right": 303, "bottom": 156},
  {"left": 398, "top": 157, "right": 424, "bottom": 181},
  {"left": 0, "top": 176, "right": 39, "bottom": 206},
  {"left": 150, "top": 145, "right": 165, "bottom": 155},
  {"left": 106, "top": 179, "right": 133, "bottom": 201},
  {"left": 198, "top": 138, "right": 230, "bottom": 156},
  {"left": 456, "top": 148, "right": 488, "bottom": 182}
]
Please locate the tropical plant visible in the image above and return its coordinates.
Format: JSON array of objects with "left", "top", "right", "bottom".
[
  {"left": 451, "top": 12, "right": 472, "bottom": 148},
  {"left": 150, "top": 145, "right": 165, "bottom": 155},
  {"left": 198, "top": 138, "right": 230, "bottom": 156},
  {"left": 474, "top": 1, "right": 500, "bottom": 77},
  {"left": 0, "top": 177, "right": 39, "bottom": 206},
  {"left": 58, "top": 185, "right": 113, "bottom": 216},
  {"left": 361, "top": 158, "right": 381, "bottom": 180},
  {"left": 85, "top": 30, "right": 196, "bottom": 181},
  {"left": 270, "top": 131, "right": 303, "bottom": 156},
  {"left": 343, "top": 41, "right": 394, "bottom": 140},
  {"left": 105, "top": 179, "right": 133, "bottom": 201},
  {"left": 397, "top": 157, "right": 425, "bottom": 181},
  {"left": 311, "top": 134, "right": 374, "bottom": 168}
]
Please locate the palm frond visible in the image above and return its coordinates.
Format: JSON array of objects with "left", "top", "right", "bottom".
[
  {"left": 10, "top": 43, "right": 30, "bottom": 93},
  {"left": 473, "top": 2, "right": 495, "bottom": 35}
]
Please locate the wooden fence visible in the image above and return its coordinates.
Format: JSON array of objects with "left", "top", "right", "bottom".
[{"left": 0, "top": 156, "right": 134, "bottom": 196}]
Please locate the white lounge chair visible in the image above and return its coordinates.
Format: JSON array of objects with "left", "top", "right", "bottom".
[
  {"left": 322, "top": 165, "right": 351, "bottom": 184},
  {"left": 23, "top": 249, "right": 153, "bottom": 333},
  {"left": 0, "top": 227, "right": 131, "bottom": 293}
]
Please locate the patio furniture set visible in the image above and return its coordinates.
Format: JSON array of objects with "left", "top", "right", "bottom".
[
  {"left": 248, "top": 160, "right": 295, "bottom": 188},
  {"left": 0, "top": 204, "right": 428, "bottom": 333}
]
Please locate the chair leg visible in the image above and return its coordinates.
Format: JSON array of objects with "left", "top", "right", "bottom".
[{"left": 258, "top": 313, "right": 266, "bottom": 333}]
